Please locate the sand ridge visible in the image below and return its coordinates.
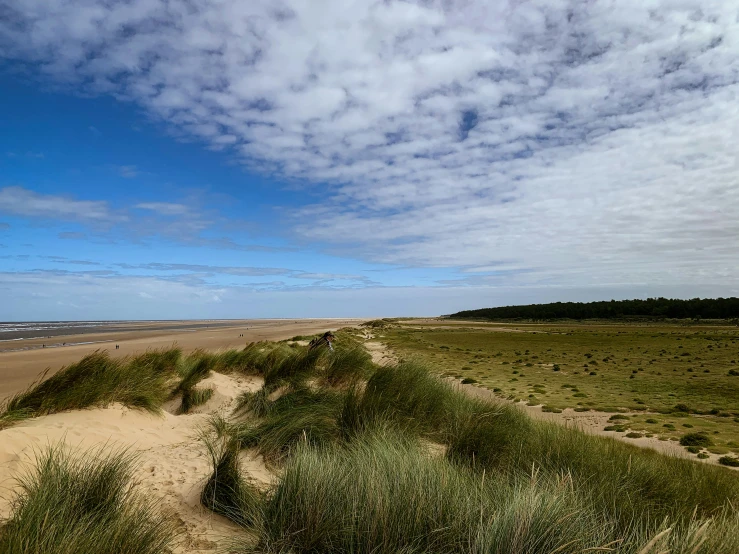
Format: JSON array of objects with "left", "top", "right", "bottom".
[{"left": 0, "top": 371, "right": 268, "bottom": 554}]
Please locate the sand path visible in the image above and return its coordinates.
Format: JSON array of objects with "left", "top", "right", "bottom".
[{"left": 0, "top": 371, "right": 270, "bottom": 553}]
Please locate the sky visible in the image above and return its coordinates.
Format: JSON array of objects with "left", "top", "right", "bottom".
[{"left": 1, "top": 0, "right": 738, "bottom": 320}]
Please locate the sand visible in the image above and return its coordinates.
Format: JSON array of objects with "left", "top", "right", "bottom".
[
  {"left": 0, "top": 319, "right": 364, "bottom": 402},
  {"left": 0, "top": 370, "right": 270, "bottom": 553}
]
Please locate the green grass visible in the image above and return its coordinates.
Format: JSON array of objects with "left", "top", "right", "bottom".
[
  {"left": 216, "top": 351, "right": 739, "bottom": 549},
  {"left": 383, "top": 321, "right": 739, "bottom": 451},
  {"left": 232, "top": 387, "right": 345, "bottom": 463},
  {"left": 200, "top": 429, "right": 263, "bottom": 528},
  {"left": 248, "top": 430, "right": 739, "bottom": 554},
  {"left": 256, "top": 431, "right": 617, "bottom": 554},
  {"left": 178, "top": 386, "right": 214, "bottom": 414},
  {"left": 0, "top": 445, "right": 176, "bottom": 554},
  {"left": 2, "top": 348, "right": 181, "bottom": 419},
  {"left": 321, "top": 346, "right": 373, "bottom": 386},
  {"left": 447, "top": 400, "right": 738, "bottom": 525}
]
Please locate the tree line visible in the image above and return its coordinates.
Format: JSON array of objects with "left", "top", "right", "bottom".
[{"left": 449, "top": 297, "right": 739, "bottom": 321}]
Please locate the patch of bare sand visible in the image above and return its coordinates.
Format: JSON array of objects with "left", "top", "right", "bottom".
[
  {"left": 363, "top": 334, "right": 399, "bottom": 365},
  {"left": 0, "top": 372, "right": 270, "bottom": 553}
]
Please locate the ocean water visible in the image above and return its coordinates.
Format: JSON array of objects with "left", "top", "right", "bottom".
[{"left": 0, "top": 321, "right": 135, "bottom": 343}]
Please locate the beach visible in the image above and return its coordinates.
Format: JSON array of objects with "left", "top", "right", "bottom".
[{"left": 0, "top": 319, "right": 364, "bottom": 402}]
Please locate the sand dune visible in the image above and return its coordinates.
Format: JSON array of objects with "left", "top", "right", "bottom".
[{"left": 0, "top": 371, "right": 269, "bottom": 554}]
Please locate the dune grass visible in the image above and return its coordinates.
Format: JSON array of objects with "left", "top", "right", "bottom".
[
  {"left": 200, "top": 431, "right": 263, "bottom": 528},
  {"left": 258, "top": 431, "right": 617, "bottom": 554},
  {"left": 2, "top": 348, "right": 182, "bottom": 420},
  {"left": 321, "top": 346, "right": 374, "bottom": 386},
  {"left": 232, "top": 387, "right": 345, "bottom": 463},
  {"left": 216, "top": 429, "right": 739, "bottom": 554},
  {"left": 200, "top": 346, "right": 739, "bottom": 552},
  {"left": 263, "top": 346, "right": 326, "bottom": 387},
  {"left": 0, "top": 445, "right": 176, "bottom": 554}
]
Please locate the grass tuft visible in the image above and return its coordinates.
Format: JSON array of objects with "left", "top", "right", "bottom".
[
  {"left": 4, "top": 349, "right": 180, "bottom": 418},
  {"left": 200, "top": 431, "right": 264, "bottom": 528},
  {"left": 177, "top": 386, "right": 214, "bottom": 415},
  {"left": 0, "top": 444, "right": 176, "bottom": 554},
  {"left": 232, "top": 387, "right": 345, "bottom": 463}
]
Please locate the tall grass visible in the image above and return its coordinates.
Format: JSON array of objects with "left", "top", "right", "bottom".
[
  {"left": 232, "top": 429, "right": 739, "bottom": 554},
  {"left": 353, "top": 361, "right": 483, "bottom": 438},
  {"left": 3, "top": 348, "right": 181, "bottom": 419},
  {"left": 349, "top": 362, "right": 739, "bottom": 524},
  {"left": 263, "top": 347, "right": 325, "bottom": 387},
  {"left": 173, "top": 350, "right": 215, "bottom": 414},
  {"left": 0, "top": 445, "right": 176, "bottom": 554},
  {"left": 447, "top": 404, "right": 739, "bottom": 524},
  {"left": 322, "top": 345, "right": 373, "bottom": 386},
  {"left": 232, "top": 387, "right": 345, "bottom": 463},
  {"left": 257, "top": 431, "right": 619, "bottom": 554},
  {"left": 200, "top": 431, "right": 264, "bottom": 528}
]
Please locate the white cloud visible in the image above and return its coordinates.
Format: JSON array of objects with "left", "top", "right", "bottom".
[
  {"left": 135, "top": 202, "right": 191, "bottom": 216},
  {"left": 1, "top": 1, "right": 738, "bottom": 290},
  {"left": 0, "top": 186, "right": 124, "bottom": 223},
  {"left": 117, "top": 165, "right": 139, "bottom": 178}
]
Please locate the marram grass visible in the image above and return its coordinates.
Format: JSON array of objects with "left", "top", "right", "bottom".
[{"left": 0, "top": 444, "right": 176, "bottom": 554}]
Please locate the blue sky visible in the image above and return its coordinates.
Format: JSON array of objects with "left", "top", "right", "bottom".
[{"left": 1, "top": 1, "right": 738, "bottom": 320}]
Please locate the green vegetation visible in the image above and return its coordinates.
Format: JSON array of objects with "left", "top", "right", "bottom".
[
  {"left": 2, "top": 349, "right": 182, "bottom": 424},
  {"left": 201, "top": 428, "right": 263, "bottom": 527},
  {"left": 382, "top": 321, "right": 739, "bottom": 452},
  {"left": 680, "top": 432, "right": 714, "bottom": 448},
  {"left": 450, "top": 296, "right": 739, "bottom": 320},
  {"left": 0, "top": 344, "right": 285, "bottom": 425},
  {"left": 196, "top": 342, "right": 739, "bottom": 552},
  {"left": 0, "top": 445, "right": 176, "bottom": 554}
]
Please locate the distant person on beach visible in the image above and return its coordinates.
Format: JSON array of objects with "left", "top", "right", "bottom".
[{"left": 309, "top": 331, "right": 335, "bottom": 352}]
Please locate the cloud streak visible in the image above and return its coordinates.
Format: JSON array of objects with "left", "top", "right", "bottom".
[
  {"left": 0, "top": 186, "right": 124, "bottom": 223},
  {"left": 1, "top": 1, "right": 738, "bottom": 290}
]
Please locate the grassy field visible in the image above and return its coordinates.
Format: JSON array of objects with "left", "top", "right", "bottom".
[{"left": 381, "top": 320, "right": 739, "bottom": 457}]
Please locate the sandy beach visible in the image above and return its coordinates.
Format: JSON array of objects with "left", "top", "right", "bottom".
[{"left": 0, "top": 319, "right": 364, "bottom": 402}]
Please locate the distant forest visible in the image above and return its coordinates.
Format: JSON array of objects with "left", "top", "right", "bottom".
[{"left": 449, "top": 297, "right": 739, "bottom": 321}]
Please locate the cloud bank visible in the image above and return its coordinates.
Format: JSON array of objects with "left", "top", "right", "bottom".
[{"left": 2, "top": 0, "right": 738, "bottom": 291}]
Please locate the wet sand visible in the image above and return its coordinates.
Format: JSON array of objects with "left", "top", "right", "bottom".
[{"left": 0, "top": 319, "right": 364, "bottom": 402}]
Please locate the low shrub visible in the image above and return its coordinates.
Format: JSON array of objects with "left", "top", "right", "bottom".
[
  {"left": 680, "top": 433, "right": 714, "bottom": 448},
  {"left": 718, "top": 456, "right": 739, "bottom": 467},
  {"left": 604, "top": 424, "right": 628, "bottom": 432}
]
